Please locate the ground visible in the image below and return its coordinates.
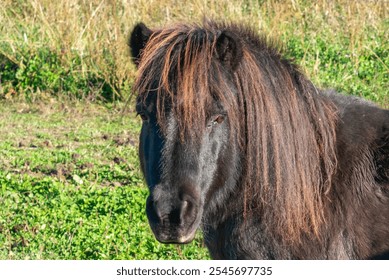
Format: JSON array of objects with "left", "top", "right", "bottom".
[{"left": 0, "top": 100, "right": 209, "bottom": 259}]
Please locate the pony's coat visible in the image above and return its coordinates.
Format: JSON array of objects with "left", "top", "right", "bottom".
[{"left": 130, "top": 20, "right": 389, "bottom": 259}]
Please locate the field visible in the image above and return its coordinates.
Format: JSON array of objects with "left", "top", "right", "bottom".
[
  {"left": 0, "top": 0, "right": 388, "bottom": 259},
  {"left": 0, "top": 101, "right": 209, "bottom": 259}
]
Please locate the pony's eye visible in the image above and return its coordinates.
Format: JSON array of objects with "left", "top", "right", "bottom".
[
  {"left": 214, "top": 115, "right": 225, "bottom": 124},
  {"left": 210, "top": 115, "right": 225, "bottom": 126},
  {"left": 138, "top": 113, "right": 149, "bottom": 122}
]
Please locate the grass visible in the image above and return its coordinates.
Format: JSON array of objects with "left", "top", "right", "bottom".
[
  {"left": 0, "top": 101, "right": 209, "bottom": 259},
  {"left": 0, "top": 0, "right": 387, "bottom": 104},
  {"left": 0, "top": 0, "right": 388, "bottom": 259}
]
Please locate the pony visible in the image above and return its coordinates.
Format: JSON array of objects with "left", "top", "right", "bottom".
[{"left": 129, "top": 20, "right": 389, "bottom": 259}]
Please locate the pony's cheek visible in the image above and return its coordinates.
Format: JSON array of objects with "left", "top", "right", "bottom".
[{"left": 138, "top": 138, "right": 147, "bottom": 176}]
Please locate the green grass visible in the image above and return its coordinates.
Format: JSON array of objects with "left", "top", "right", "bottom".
[
  {"left": 0, "top": 101, "right": 209, "bottom": 259},
  {"left": 0, "top": 0, "right": 387, "bottom": 260}
]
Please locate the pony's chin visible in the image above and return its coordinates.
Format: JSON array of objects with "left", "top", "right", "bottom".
[{"left": 177, "top": 232, "right": 196, "bottom": 244}]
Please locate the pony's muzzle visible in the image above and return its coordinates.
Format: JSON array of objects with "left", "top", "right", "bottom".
[{"left": 146, "top": 188, "right": 201, "bottom": 244}]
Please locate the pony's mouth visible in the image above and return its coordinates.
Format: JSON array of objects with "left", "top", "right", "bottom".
[
  {"left": 154, "top": 229, "right": 197, "bottom": 244},
  {"left": 148, "top": 212, "right": 201, "bottom": 244}
]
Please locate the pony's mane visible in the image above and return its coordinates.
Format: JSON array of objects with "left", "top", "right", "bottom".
[{"left": 134, "top": 21, "right": 339, "bottom": 245}]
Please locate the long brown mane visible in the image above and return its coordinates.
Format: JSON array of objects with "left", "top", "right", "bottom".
[{"left": 133, "top": 21, "right": 339, "bottom": 245}]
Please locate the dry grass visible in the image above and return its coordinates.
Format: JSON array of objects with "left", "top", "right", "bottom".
[{"left": 0, "top": 0, "right": 387, "bottom": 101}]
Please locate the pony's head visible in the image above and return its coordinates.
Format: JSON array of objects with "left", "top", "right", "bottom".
[
  {"left": 129, "top": 21, "right": 338, "bottom": 245},
  {"left": 130, "top": 22, "right": 243, "bottom": 243}
]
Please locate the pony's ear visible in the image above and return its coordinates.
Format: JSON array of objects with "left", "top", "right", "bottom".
[
  {"left": 129, "top": 22, "right": 153, "bottom": 67},
  {"left": 215, "top": 31, "right": 242, "bottom": 71}
]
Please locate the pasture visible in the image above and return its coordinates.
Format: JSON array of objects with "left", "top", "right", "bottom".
[{"left": 0, "top": 0, "right": 388, "bottom": 259}]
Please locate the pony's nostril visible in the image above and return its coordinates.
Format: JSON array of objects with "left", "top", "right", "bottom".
[
  {"left": 146, "top": 196, "right": 163, "bottom": 223},
  {"left": 182, "top": 200, "right": 191, "bottom": 213},
  {"left": 153, "top": 202, "right": 162, "bottom": 223},
  {"left": 180, "top": 199, "right": 196, "bottom": 225}
]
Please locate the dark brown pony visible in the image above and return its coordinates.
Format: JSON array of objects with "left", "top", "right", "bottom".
[{"left": 129, "top": 20, "right": 389, "bottom": 259}]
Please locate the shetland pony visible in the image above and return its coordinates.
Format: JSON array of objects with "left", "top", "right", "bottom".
[{"left": 129, "top": 21, "right": 389, "bottom": 259}]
